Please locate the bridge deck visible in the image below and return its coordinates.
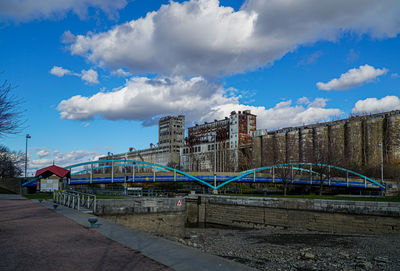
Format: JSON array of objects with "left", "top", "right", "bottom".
[{"left": 67, "top": 175, "right": 381, "bottom": 189}]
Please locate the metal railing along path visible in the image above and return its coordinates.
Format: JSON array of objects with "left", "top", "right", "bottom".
[{"left": 53, "top": 190, "right": 96, "bottom": 213}]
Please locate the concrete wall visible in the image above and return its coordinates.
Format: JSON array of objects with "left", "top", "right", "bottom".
[
  {"left": 95, "top": 197, "right": 185, "bottom": 215},
  {"left": 186, "top": 195, "right": 400, "bottom": 235},
  {"left": 103, "top": 213, "right": 185, "bottom": 237},
  {"left": 0, "top": 177, "right": 21, "bottom": 194},
  {"left": 96, "top": 197, "right": 186, "bottom": 237}
]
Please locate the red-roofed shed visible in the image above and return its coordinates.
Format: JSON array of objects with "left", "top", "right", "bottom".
[{"left": 35, "top": 165, "right": 70, "bottom": 179}]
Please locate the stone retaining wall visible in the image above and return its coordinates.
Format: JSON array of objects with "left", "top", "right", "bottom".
[
  {"left": 95, "top": 197, "right": 185, "bottom": 215},
  {"left": 186, "top": 195, "right": 400, "bottom": 234}
]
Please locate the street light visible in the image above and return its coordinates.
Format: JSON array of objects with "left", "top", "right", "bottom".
[
  {"left": 110, "top": 152, "right": 114, "bottom": 183},
  {"left": 213, "top": 132, "right": 217, "bottom": 193},
  {"left": 377, "top": 142, "right": 384, "bottom": 185},
  {"left": 25, "top": 134, "right": 31, "bottom": 180}
]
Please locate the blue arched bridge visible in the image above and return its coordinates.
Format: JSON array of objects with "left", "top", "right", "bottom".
[{"left": 23, "top": 160, "right": 385, "bottom": 191}]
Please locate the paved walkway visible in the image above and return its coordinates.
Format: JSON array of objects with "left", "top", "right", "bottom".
[
  {"left": 0, "top": 198, "right": 172, "bottom": 271},
  {"left": 0, "top": 194, "right": 26, "bottom": 200},
  {"left": 0, "top": 196, "right": 255, "bottom": 271}
]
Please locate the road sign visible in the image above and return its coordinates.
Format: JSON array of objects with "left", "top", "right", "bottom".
[{"left": 177, "top": 200, "right": 182, "bottom": 206}]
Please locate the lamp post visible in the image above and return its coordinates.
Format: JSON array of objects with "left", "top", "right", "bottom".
[
  {"left": 124, "top": 153, "right": 127, "bottom": 195},
  {"left": 213, "top": 133, "right": 217, "bottom": 193},
  {"left": 25, "top": 134, "right": 31, "bottom": 180},
  {"left": 377, "top": 142, "right": 384, "bottom": 186},
  {"left": 110, "top": 152, "right": 114, "bottom": 183}
]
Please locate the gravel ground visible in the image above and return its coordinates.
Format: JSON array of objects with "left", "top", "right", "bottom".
[{"left": 164, "top": 226, "right": 400, "bottom": 271}]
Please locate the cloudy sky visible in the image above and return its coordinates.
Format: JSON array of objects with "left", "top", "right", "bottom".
[{"left": 1, "top": 0, "right": 400, "bottom": 175}]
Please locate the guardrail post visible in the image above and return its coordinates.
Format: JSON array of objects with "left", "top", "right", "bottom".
[
  {"left": 77, "top": 195, "right": 80, "bottom": 211},
  {"left": 364, "top": 177, "right": 367, "bottom": 188},
  {"left": 346, "top": 171, "right": 349, "bottom": 187},
  {"left": 310, "top": 164, "right": 312, "bottom": 184},
  {"left": 174, "top": 170, "right": 176, "bottom": 182},
  {"left": 253, "top": 171, "right": 256, "bottom": 182},
  {"left": 111, "top": 159, "right": 114, "bottom": 183},
  {"left": 93, "top": 196, "right": 96, "bottom": 214},
  {"left": 272, "top": 166, "right": 275, "bottom": 183},
  {"left": 132, "top": 164, "right": 135, "bottom": 182},
  {"left": 291, "top": 166, "right": 293, "bottom": 181},
  {"left": 90, "top": 163, "right": 93, "bottom": 184},
  {"left": 328, "top": 166, "right": 331, "bottom": 186},
  {"left": 153, "top": 170, "right": 156, "bottom": 182}
]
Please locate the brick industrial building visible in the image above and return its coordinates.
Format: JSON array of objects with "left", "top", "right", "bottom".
[{"left": 180, "top": 110, "right": 256, "bottom": 172}]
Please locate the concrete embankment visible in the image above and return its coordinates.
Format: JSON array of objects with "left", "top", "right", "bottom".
[
  {"left": 96, "top": 197, "right": 186, "bottom": 237},
  {"left": 186, "top": 195, "right": 400, "bottom": 234}
]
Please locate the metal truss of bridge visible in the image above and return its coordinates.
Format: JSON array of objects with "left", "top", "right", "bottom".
[{"left": 23, "top": 159, "right": 384, "bottom": 191}]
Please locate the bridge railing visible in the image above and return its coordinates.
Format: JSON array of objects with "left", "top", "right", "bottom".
[{"left": 53, "top": 190, "right": 96, "bottom": 213}]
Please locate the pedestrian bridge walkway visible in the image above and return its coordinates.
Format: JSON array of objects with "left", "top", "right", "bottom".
[{"left": 23, "top": 160, "right": 385, "bottom": 191}]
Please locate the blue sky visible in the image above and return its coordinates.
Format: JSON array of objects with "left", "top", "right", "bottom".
[{"left": 1, "top": 0, "right": 399, "bottom": 175}]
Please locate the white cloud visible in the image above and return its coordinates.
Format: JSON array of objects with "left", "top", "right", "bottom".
[
  {"left": 57, "top": 75, "right": 342, "bottom": 130},
  {"left": 36, "top": 149, "right": 50, "bottom": 158},
  {"left": 50, "top": 66, "right": 99, "bottom": 84},
  {"left": 392, "top": 73, "right": 400, "bottom": 78},
  {"left": 66, "top": 0, "right": 400, "bottom": 77},
  {"left": 50, "top": 66, "right": 72, "bottom": 77},
  {"left": 81, "top": 69, "right": 99, "bottom": 84},
  {"left": 316, "top": 64, "right": 388, "bottom": 91},
  {"left": 30, "top": 149, "right": 101, "bottom": 172},
  {"left": 203, "top": 98, "right": 342, "bottom": 130},
  {"left": 57, "top": 76, "right": 230, "bottom": 125},
  {"left": 112, "top": 68, "right": 132, "bottom": 77},
  {"left": 297, "top": 97, "right": 310, "bottom": 105},
  {"left": 352, "top": 96, "right": 400, "bottom": 115},
  {"left": 0, "top": 0, "right": 127, "bottom": 22}
]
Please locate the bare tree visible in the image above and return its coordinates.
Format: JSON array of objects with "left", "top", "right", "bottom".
[
  {"left": 312, "top": 129, "right": 345, "bottom": 195},
  {"left": 0, "top": 145, "right": 23, "bottom": 177},
  {"left": 0, "top": 80, "right": 24, "bottom": 137},
  {"left": 265, "top": 132, "right": 299, "bottom": 196}
]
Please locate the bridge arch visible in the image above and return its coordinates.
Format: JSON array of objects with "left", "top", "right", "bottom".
[
  {"left": 216, "top": 163, "right": 384, "bottom": 190},
  {"left": 65, "top": 159, "right": 216, "bottom": 189}
]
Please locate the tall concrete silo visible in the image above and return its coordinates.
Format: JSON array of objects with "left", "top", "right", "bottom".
[
  {"left": 386, "top": 112, "right": 400, "bottom": 164},
  {"left": 286, "top": 130, "right": 300, "bottom": 163},
  {"left": 345, "top": 120, "right": 363, "bottom": 167},
  {"left": 328, "top": 122, "right": 345, "bottom": 165},
  {"left": 313, "top": 125, "right": 329, "bottom": 161},
  {"left": 300, "top": 128, "right": 314, "bottom": 162},
  {"left": 274, "top": 132, "right": 287, "bottom": 163},
  {"left": 364, "top": 116, "right": 384, "bottom": 167}
]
